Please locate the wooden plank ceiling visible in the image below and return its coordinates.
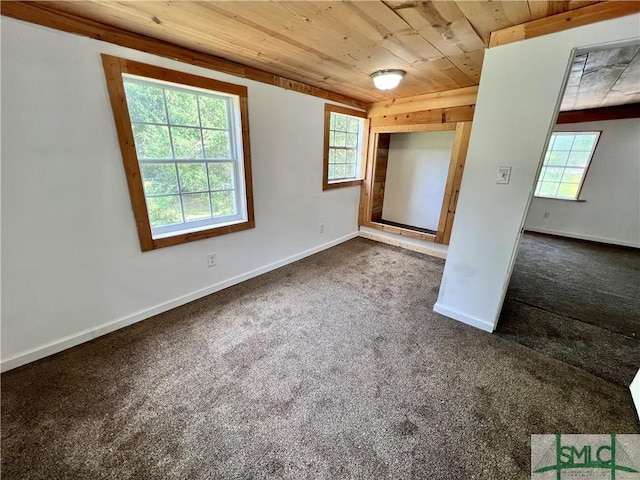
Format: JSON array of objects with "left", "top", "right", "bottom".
[
  {"left": 562, "top": 44, "right": 640, "bottom": 111},
  {"left": 20, "top": 0, "right": 602, "bottom": 104}
]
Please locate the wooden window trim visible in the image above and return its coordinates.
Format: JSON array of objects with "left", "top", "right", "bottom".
[
  {"left": 323, "top": 104, "right": 368, "bottom": 191},
  {"left": 102, "top": 54, "right": 255, "bottom": 251}
]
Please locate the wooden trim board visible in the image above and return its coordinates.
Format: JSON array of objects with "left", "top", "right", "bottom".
[
  {"left": 556, "top": 103, "right": 640, "bottom": 124},
  {"left": 436, "top": 122, "right": 473, "bottom": 244},
  {"left": 489, "top": 1, "right": 640, "bottom": 48},
  {"left": 361, "top": 221, "right": 436, "bottom": 243},
  {"left": 370, "top": 105, "right": 475, "bottom": 128},
  {"left": 367, "top": 86, "right": 478, "bottom": 118}
]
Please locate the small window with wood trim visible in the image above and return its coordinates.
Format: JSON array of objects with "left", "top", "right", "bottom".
[
  {"left": 535, "top": 131, "right": 600, "bottom": 200},
  {"left": 102, "top": 55, "right": 254, "bottom": 251},
  {"left": 323, "top": 104, "right": 367, "bottom": 190}
]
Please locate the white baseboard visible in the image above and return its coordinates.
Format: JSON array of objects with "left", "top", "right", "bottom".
[
  {"left": 524, "top": 227, "right": 639, "bottom": 248},
  {"left": 631, "top": 369, "right": 640, "bottom": 422},
  {"left": 433, "top": 302, "right": 495, "bottom": 333},
  {"left": 1, "top": 232, "right": 359, "bottom": 373},
  {"left": 359, "top": 229, "right": 447, "bottom": 259}
]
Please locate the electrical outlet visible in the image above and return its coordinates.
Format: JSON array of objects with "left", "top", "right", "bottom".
[
  {"left": 207, "top": 253, "right": 217, "bottom": 267},
  {"left": 319, "top": 223, "right": 325, "bottom": 234}
]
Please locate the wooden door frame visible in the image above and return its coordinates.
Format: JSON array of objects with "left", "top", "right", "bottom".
[{"left": 359, "top": 122, "right": 472, "bottom": 245}]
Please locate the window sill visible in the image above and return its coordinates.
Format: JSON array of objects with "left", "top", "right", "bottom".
[
  {"left": 534, "top": 196, "right": 586, "bottom": 202},
  {"left": 152, "top": 217, "right": 246, "bottom": 240},
  {"left": 323, "top": 178, "right": 363, "bottom": 191},
  {"left": 143, "top": 219, "right": 255, "bottom": 251}
]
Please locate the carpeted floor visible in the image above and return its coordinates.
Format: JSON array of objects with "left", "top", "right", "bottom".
[
  {"left": 497, "top": 232, "right": 640, "bottom": 387},
  {"left": 2, "top": 238, "right": 638, "bottom": 479}
]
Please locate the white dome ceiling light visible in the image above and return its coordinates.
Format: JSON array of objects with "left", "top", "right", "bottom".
[{"left": 371, "top": 69, "right": 406, "bottom": 90}]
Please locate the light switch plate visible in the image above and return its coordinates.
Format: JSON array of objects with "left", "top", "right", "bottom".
[{"left": 496, "top": 166, "right": 512, "bottom": 184}]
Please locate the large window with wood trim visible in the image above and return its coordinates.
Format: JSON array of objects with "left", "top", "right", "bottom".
[
  {"left": 323, "top": 104, "right": 367, "bottom": 190},
  {"left": 535, "top": 132, "right": 600, "bottom": 200},
  {"left": 102, "top": 55, "right": 254, "bottom": 251}
]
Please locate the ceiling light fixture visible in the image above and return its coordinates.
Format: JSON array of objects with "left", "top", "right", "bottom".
[{"left": 371, "top": 69, "right": 406, "bottom": 90}]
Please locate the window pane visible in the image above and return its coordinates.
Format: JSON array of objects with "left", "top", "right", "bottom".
[
  {"left": 539, "top": 167, "right": 547, "bottom": 180},
  {"left": 557, "top": 183, "right": 579, "bottom": 199},
  {"left": 212, "top": 190, "right": 236, "bottom": 217},
  {"left": 346, "top": 149, "right": 357, "bottom": 164},
  {"left": 535, "top": 131, "right": 599, "bottom": 201},
  {"left": 199, "top": 96, "right": 228, "bottom": 129},
  {"left": 547, "top": 151, "right": 569, "bottom": 166},
  {"left": 132, "top": 124, "right": 172, "bottom": 159},
  {"left": 345, "top": 164, "right": 356, "bottom": 178},
  {"left": 183, "top": 193, "right": 211, "bottom": 222},
  {"left": 178, "top": 163, "right": 208, "bottom": 193},
  {"left": 347, "top": 117, "right": 360, "bottom": 133},
  {"left": 124, "top": 82, "right": 166, "bottom": 124},
  {"left": 147, "top": 195, "right": 183, "bottom": 228},
  {"left": 553, "top": 135, "right": 574, "bottom": 150},
  {"left": 165, "top": 90, "right": 199, "bottom": 126},
  {"left": 573, "top": 134, "right": 596, "bottom": 151},
  {"left": 203, "top": 129, "right": 231, "bottom": 159},
  {"left": 171, "top": 127, "right": 203, "bottom": 159},
  {"left": 334, "top": 114, "right": 347, "bottom": 131},
  {"left": 539, "top": 182, "right": 559, "bottom": 197},
  {"left": 334, "top": 164, "right": 345, "bottom": 178},
  {"left": 543, "top": 167, "right": 564, "bottom": 182},
  {"left": 567, "top": 150, "right": 591, "bottom": 167},
  {"left": 330, "top": 113, "right": 336, "bottom": 130},
  {"left": 333, "top": 132, "right": 346, "bottom": 147},
  {"left": 561, "top": 167, "right": 584, "bottom": 184},
  {"left": 346, "top": 133, "right": 358, "bottom": 147},
  {"left": 208, "top": 162, "right": 234, "bottom": 190},
  {"left": 140, "top": 163, "right": 179, "bottom": 195},
  {"left": 328, "top": 165, "right": 335, "bottom": 180},
  {"left": 334, "top": 149, "right": 346, "bottom": 163}
]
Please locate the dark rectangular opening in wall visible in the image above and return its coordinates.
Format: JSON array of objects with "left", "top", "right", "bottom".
[{"left": 377, "top": 219, "right": 436, "bottom": 236}]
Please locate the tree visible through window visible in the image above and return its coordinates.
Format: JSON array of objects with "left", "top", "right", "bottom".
[
  {"left": 103, "top": 55, "right": 254, "bottom": 251},
  {"left": 124, "top": 78, "right": 240, "bottom": 234},
  {"left": 535, "top": 132, "right": 600, "bottom": 200},
  {"left": 323, "top": 104, "right": 367, "bottom": 190}
]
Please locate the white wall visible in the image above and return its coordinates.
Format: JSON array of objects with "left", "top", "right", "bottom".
[
  {"left": 525, "top": 118, "right": 640, "bottom": 247},
  {"left": 434, "top": 14, "right": 640, "bottom": 332},
  {"left": 0, "top": 18, "right": 361, "bottom": 370},
  {"left": 381, "top": 131, "right": 454, "bottom": 231}
]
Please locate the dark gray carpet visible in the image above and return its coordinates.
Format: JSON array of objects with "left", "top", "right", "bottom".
[
  {"left": 497, "top": 232, "right": 640, "bottom": 387},
  {"left": 2, "top": 238, "right": 639, "bottom": 479}
]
